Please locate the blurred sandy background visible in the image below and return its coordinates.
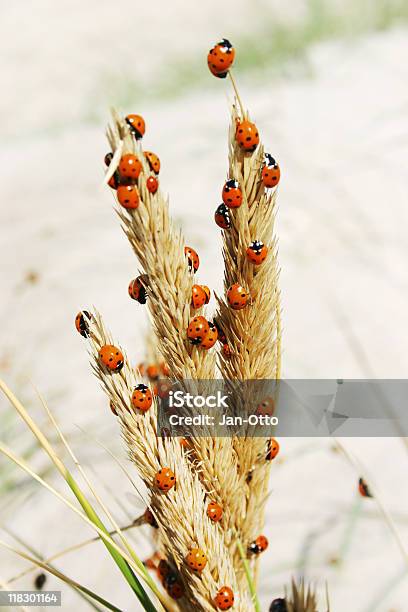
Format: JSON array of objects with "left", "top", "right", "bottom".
[{"left": 1, "top": 1, "right": 408, "bottom": 610}]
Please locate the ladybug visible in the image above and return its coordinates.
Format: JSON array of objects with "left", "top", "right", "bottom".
[
  {"left": 186, "top": 548, "right": 207, "bottom": 572},
  {"left": 201, "top": 322, "right": 218, "bottom": 350},
  {"left": 214, "top": 586, "right": 234, "bottom": 610},
  {"left": 99, "top": 345, "right": 124, "bottom": 373},
  {"left": 146, "top": 364, "right": 160, "bottom": 380},
  {"left": 236, "top": 120, "right": 259, "bottom": 152},
  {"left": 167, "top": 581, "right": 184, "bottom": 600},
  {"left": 75, "top": 310, "right": 92, "bottom": 338},
  {"left": 180, "top": 437, "right": 190, "bottom": 449},
  {"left": 266, "top": 438, "right": 279, "bottom": 461},
  {"left": 108, "top": 172, "right": 120, "bottom": 190},
  {"left": 144, "top": 151, "right": 160, "bottom": 174},
  {"left": 187, "top": 316, "right": 210, "bottom": 345},
  {"left": 125, "top": 114, "right": 145, "bottom": 139},
  {"left": 213, "top": 320, "right": 227, "bottom": 344},
  {"left": 128, "top": 276, "right": 147, "bottom": 304},
  {"left": 262, "top": 154, "right": 280, "bottom": 188},
  {"left": 157, "top": 560, "right": 171, "bottom": 580},
  {"left": 207, "top": 39, "right": 235, "bottom": 78},
  {"left": 146, "top": 176, "right": 159, "bottom": 194},
  {"left": 137, "top": 362, "right": 146, "bottom": 377},
  {"left": 270, "top": 598, "right": 287, "bottom": 612},
  {"left": 104, "top": 152, "right": 114, "bottom": 166},
  {"left": 117, "top": 185, "right": 140, "bottom": 209},
  {"left": 256, "top": 397, "right": 275, "bottom": 416},
  {"left": 246, "top": 240, "right": 268, "bottom": 265},
  {"left": 184, "top": 246, "right": 200, "bottom": 273},
  {"left": 207, "top": 501, "right": 223, "bottom": 522},
  {"left": 358, "top": 477, "right": 372, "bottom": 498},
  {"left": 119, "top": 154, "right": 142, "bottom": 180},
  {"left": 160, "top": 361, "right": 170, "bottom": 376},
  {"left": 143, "top": 508, "right": 158, "bottom": 528},
  {"left": 191, "top": 284, "right": 210, "bottom": 309},
  {"left": 214, "top": 203, "right": 231, "bottom": 229},
  {"left": 110, "top": 400, "right": 118, "bottom": 416},
  {"left": 156, "top": 379, "right": 172, "bottom": 399},
  {"left": 143, "top": 557, "right": 157, "bottom": 571},
  {"left": 154, "top": 467, "right": 176, "bottom": 492},
  {"left": 131, "top": 383, "right": 153, "bottom": 412},
  {"left": 222, "top": 343, "right": 231, "bottom": 357},
  {"left": 222, "top": 179, "right": 243, "bottom": 208},
  {"left": 227, "top": 283, "right": 249, "bottom": 310},
  {"left": 248, "top": 535, "right": 268, "bottom": 556},
  {"left": 163, "top": 572, "right": 177, "bottom": 589}
]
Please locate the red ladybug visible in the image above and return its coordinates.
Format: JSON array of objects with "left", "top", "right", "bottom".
[
  {"left": 207, "top": 501, "right": 223, "bottom": 522},
  {"left": 207, "top": 39, "right": 235, "bottom": 78},
  {"left": 214, "top": 203, "right": 231, "bottom": 229},
  {"left": 222, "top": 179, "right": 243, "bottom": 208},
  {"left": 143, "top": 508, "right": 158, "bottom": 528},
  {"left": 119, "top": 154, "right": 142, "bottom": 180},
  {"left": 75, "top": 311, "right": 92, "bottom": 337},
  {"left": 222, "top": 343, "right": 231, "bottom": 357},
  {"left": 266, "top": 438, "right": 279, "bottom": 461},
  {"left": 262, "top": 154, "right": 280, "bottom": 188},
  {"left": 214, "top": 586, "right": 234, "bottom": 610},
  {"left": 99, "top": 345, "right": 124, "bottom": 373},
  {"left": 180, "top": 437, "right": 190, "bottom": 449},
  {"left": 128, "top": 276, "right": 148, "bottom": 304},
  {"left": 236, "top": 120, "right": 259, "bottom": 152},
  {"left": 154, "top": 467, "right": 176, "bottom": 492},
  {"left": 125, "top": 114, "right": 145, "bottom": 139},
  {"left": 146, "top": 364, "right": 160, "bottom": 380},
  {"left": 108, "top": 173, "right": 120, "bottom": 190},
  {"left": 187, "top": 316, "right": 210, "bottom": 345},
  {"left": 248, "top": 535, "right": 268, "bottom": 555},
  {"left": 131, "top": 383, "right": 153, "bottom": 412},
  {"left": 184, "top": 246, "right": 200, "bottom": 273},
  {"left": 146, "top": 176, "right": 159, "bottom": 194},
  {"left": 160, "top": 362, "right": 170, "bottom": 376},
  {"left": 246, "top": 240, "right": 268, "bottom": 265},
  {"left": 104, "top": 152, "right": 113, "bottom": 166},
  {"left": 167, "top": 581, "right": 184, "bottom": 600},
  {"left": 227, "top": 283, "right": 249, "bottom": 310},
  {"left": 201, "top": 322, "right": 218, "bottom": 350},
  {"left": 117, "top": 185, "right": 140, "bottom": 209},
  {"left": 191, "top": 284, "right": 210, "bottom": 309},
  {"left": 256, "top": 397, "right": 275, "bottom": 416},
  {"left": 358, "top": 477, "right": 372, "bottom": 498},
  {"left": 144, "top": 151, "right": 160, "bottom": 174},
  {"left": 213, "top": 320, "right": 227, "bottom": 344},
  {"left": 186, "top": 548, "right": 207, "bottom": 572}
]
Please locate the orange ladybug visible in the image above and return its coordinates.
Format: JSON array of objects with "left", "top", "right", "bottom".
[
  {"left": 143, "top": 508, "right": 158, "bottom": 528},
  {"left": 160, "top": 362, "right": 170, "bottom": 376},
  {"left": 248, "top": 535, "right": 268, "bottom": 555},
  {"left": 256, "top": 397, "right": 275, "bottom": 416},
  {"left": 266, "top": 438, "right": 279, "bottom": 461},
  {"left": 167, "top": 581, "right": 184, "bottom": 600},
  {"left": 104, "top": 153, "right": 121, "bottom": 190},
  {"left": 222, "top": 343, "right": 231, "bottom": 357},
  {"left": 227, "top": 283, "right": 249, "bottom": 310},
  {"left": 214, "top": 203, "right": 231, "bottom": 229},
  {"left": 137, "top": 362, "right": 146, "bottom": 377},
  {"left": 125, "top": 114, "right": 145, "bottom": 139},
  {"left": 154, "top": 467, "right": 176, "bottom": 492},
  {"left": 143, "top": 557, "right": 157, "bottom": 570},
  {"left": 214, "top": 586, "right": 234, "bottom": 610},
  {"left": 187, "top": 316, "right": 210, "bottom": 345},
  {"left": 156, "top": 379, "right": 172, "bottom": 399},
  {"left": 207, "top": 501, "right": 223, "bottom": 522},
  {"left": 110, "top": 400, "right": 118, "bottom": 416},
  {"left": 146, "top": 176, "right": 158, "bottom": 194},
  {"left": 201, "top": 322, "right": 218, "bottom": 349},
  {"left": 236, "top": 120, "right": 259, "bottom": 152},
  {"left": 99, "top": 345, "right": 124, "bottom": 373},
  {"left": 358, "top": 477, "right": 372, "bottom": 498},
  {"left": 146, "top": 364, "right": 160, "bottom": 380},
  {"left": 246, "top": 240, "right": 268, "bottom": 265},
  {"left": 128, "top": 276, "right": 147, "bottom": 304},
  {"left": 186, "top": 548, "right": 207, "bottom": 572},
  {"left": 75, "top": 311, "right": 91, "bottom": 338},
  {"left": 184, "top": 246, "right": 200, "bottom": 273},
  {"left": 119, "top": 154, "right": 142, "bottom": 180},
  {"left": 207, "top": 39, "right": 235, "bottom": 78},
  {"left": 180, "top": 437, "right": 190, "bottom": 449},
  {"left": 131, "top": 383, "right": 153, "bottom": 412},
  {"left": 144, "top": 151, "right": 160, "bottom": 174},
  {"left": 117, "top": 185, "right": 140, "bottom": 209},
  {"left": 262, "top": 154, "right": 280, "bottom": 188},
  {"left": 191, "top": 285, "right": 210, "bottom": 309},
  {"left": 222, "top": 179, "right": 243, "bottom": 208}
]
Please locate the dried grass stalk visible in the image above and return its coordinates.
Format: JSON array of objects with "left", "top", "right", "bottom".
[{"left": 88, "top": 312, "right": 248, "bottom": 611}]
